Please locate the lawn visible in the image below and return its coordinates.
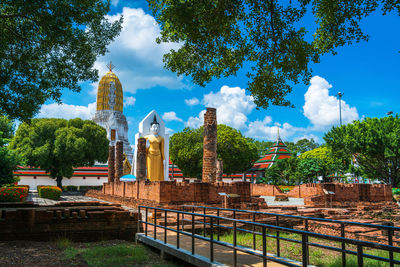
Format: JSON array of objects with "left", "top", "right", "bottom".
[{"left": 207, "top": 231, "right": 399, "bottom": 267}]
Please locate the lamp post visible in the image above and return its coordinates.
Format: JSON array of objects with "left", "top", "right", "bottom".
[{"left": 337, "top": 92, "right": 344, "bottom": 126}]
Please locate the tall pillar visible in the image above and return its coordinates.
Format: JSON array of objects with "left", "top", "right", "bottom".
[
  {"left": 108, "top": 146, "right": 115, "bottom": 183},
  {"left": 202, "top": 107, "right": 217, "bottom": 183},
  {"left": 115, "top": 141, "right": 123, "bottom": 181},
  {"left": 136, "top": 137, "right": 147, "bottom": 181},
  {"left": 216, "top": 159, "right": 223, "bottom": 182}
]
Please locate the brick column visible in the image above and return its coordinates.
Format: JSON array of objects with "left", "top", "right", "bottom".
[
  {"left": 202, "top": 107, "right": 217, "bottom": 183},
  {"left": 136, "top": 137, "right": 147, "bottom": 181},
  {"left": 108, "top": 146, "right": 115, "bottom": 183},
  {"left": 216, "top": 159, "right": 223, "bottom": 182},
  {"left": 115, "top": 141, "right": 123, "bottom": 182}
]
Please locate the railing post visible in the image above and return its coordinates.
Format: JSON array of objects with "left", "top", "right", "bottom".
[
  {"left": 276, "top": 215, "right": 280, "bottom": 257},
  {"left": 233, "top": 220, "right": 237, "bottom": 267},
  {"left": 388, "top": 226, "right": 394, "bottom": 267},
  {"left": 357, "top": 245, "right": 363, "bottom": 267},
  {"left": 192, "top": 213, "right": 195, "bottom": 255},
  {"left": 164, "top": 210, "right": 167, "bottom": 244},
  {"left": 154, "top": 208, "right": 157, "bottom": 240},
  {"left": 341, "top": 223, "right": 346, "bottom": 267},
  {"left": 217, "top": 209, "right": 220, "bottom": 241},
  {"left": 210, "top": 217, "right": 214, "bottom": 262},
  {"left": 262, "top": 226, "right": 267, "bottom": 267},
  {"left": 177, "top": 213, "right": 180, "bottom": 249},
  {"left": 253, "top": 213, "right": 256, "bottom": 250},
  {"left": 302, "top": 233, "right": 307, "bottom": 267},
  {"left": 203, "top": 207, "right": 206, "bottom": 236},
  {"left": 137, "top": 206, "right": 141, "bottom": 235},
  {"left": 305, "top": 219, "right": 309, "bottom": 265},
  {"left": 145, "top": 207, "right": 148, "bottom": 236}
]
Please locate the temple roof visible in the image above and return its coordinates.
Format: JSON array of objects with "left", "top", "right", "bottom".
[{"left": 249, "top": 135, "right": 291, "bottom": 172}]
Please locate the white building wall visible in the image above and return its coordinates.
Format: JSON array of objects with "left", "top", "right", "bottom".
[{"left": 18, "top": 176, "right": 107, "bottom": 191}]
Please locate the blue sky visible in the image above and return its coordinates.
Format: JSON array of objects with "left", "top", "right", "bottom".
[{"left": 38, "top": 0, "right": 400, "bottom": 145}]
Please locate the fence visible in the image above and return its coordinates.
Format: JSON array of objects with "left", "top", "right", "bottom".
[{"left": 138, "top": 205, "right": 400, "bottom": 267}]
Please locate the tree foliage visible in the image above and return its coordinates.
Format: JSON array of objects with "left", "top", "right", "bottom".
[
  {"left": 324, "top": 115, "right": 400, "bottom": 187},
  {"left": 0, "top": 115, "right": 21, "bottom": 185},
  {"left": 252, "top": 138, "right": 318, "bottom": 156},
  {"left": 170, "top": 124, "right": 258, "bottom": 178},
  {"left": 0, "top": 0, "right": 122, "bottom": 120},
  {"left": 260, "top": 157, "right": 298, "bottom": 185},
  {"left": 148, "top": 0, "right": 399, "bottom": 109},
  {"left": 10, "top": 118, "right": 109, "bottom": 187},
  {"left": 298, "top": 146, "right": 347, "bottom": 182}
]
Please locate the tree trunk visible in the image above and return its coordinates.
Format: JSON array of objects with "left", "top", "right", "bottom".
[{"left": 56, "top": 176, "right": 63, "bottom": 189}]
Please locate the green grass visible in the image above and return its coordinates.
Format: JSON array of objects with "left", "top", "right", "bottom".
[
  {"left": 82, "top": 244, "right": 149, "bottom": 267},
  {"left": 209, "top": 231, "right": 400, "bottom": 267}
]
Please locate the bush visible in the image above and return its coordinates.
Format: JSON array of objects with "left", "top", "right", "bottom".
[
  {"left": 393, "top": 188, "right": 400, "bottom": 195},
  {"left": 62, "top": 185, "right": 78, "bottom": 191},
  {"left": 38, "top": 186, "right": 62, "bottom": 200},
  {"left": 0, "top": 186, "right": 28, "bottom": 202}
]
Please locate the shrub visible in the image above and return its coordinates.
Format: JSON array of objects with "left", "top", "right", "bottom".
[
  {"left": 38, "top": 186, "right": 62, "bottom": 200},
  {"left": 0, "top": 186, "right": 28, "bottom": 202},
  {"left": 393, "top": 188, "right": 400, "bottom": 195},
  {"left": 62, "top": 185, "right": 78, "bottom": 191}
]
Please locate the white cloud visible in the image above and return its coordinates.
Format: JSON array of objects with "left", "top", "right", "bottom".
[
  {"left": 111, "top": 0, "right": 119, "bottom": 6},
  {"left": 162, "top": 111, "right": 183, "bottom": 122},
  {"left": 165, "top": 127, "right": 174, "bottom": 134},
  {"left": 245, "top": 117, "right": 306, "bottom": 140},
  {"left": 185, "top": 97, "right": 200, "bottom": 106},
  {"left": 124, "top": 96, "right": 136, "bottom": 106},
  {"left": 293, "top": 134, "right": 320, "bottom": 143},
  {"left": 303, "top": 76, "right": 359, "bottom": 129},
  {"left": 186, "top": 110, "right": 206, "bottom": 129},
  {"left": 38, "top": 102, "right": 96, "bottom": 120},
  {"left": 92, "top": 7, "right": 187, "bottom": 95}
]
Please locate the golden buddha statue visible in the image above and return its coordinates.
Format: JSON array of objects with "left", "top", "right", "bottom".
[{"left": 145, "top": 116, "right": 165, "bottom": 181}]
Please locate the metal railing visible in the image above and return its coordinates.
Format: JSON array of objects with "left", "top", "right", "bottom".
[
  {"left": 138, "top": 205, "right": 400, "bottom": 267},
  {"left": 182, "top": 205, "right": 400, "bottom": 267}
]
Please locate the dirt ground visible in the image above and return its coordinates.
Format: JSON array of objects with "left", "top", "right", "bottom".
[{"left": 0, "top": 240, "right": 185, "bottom": 267}]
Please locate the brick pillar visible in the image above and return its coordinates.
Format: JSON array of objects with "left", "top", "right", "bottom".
[
  {"left": 202, "top": 107, "right": 217, "bottom": 183},
  {"left": 115, "top": 141, "right": 123, "bottom": 181},
  {"left": 136, "top": 137, "right": 147, "bottom": 181},
  {"left": 216, "top": 159, "right": 223, "bottom": 182},
  {"left": 108, "top": 146, "right": 115, "bottom": 183}
]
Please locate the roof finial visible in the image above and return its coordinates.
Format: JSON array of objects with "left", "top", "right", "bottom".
[
  {"left": 277, "top": 127, "right": 280, "bottom": 139},
  {"left": 106, "top": 61, "right": 115, "bottom": 72}
]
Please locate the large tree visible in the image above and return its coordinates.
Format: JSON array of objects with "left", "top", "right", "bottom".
[
  {"left": 0, "top": 0, "right": 122, "bottom": 120},
  {"left": 170, "top": 124, "right": 258, "bottom": 178},
  {"left": 259, "top": 157, "right": 299, "bottom": 185},
  {"left": 298, "top": 146, "right": 347, "bottom": 182},
  {"left": 148, "top": 0, "right": 399, "bottom": 109},
  {"left": 324, "top": 116, "right": 400, "bottom": 187},
  {"left": 10, "top": 118, "right": 109, "bottom": 187},
  {"left": 0, "top": 115, "right": 21, "bottom": 185}
]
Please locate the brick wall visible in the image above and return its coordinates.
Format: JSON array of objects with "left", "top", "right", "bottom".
[
  {"left": 287, "top": 184, "right": 324, "bottom": 198},
  {"left": 251, "top": 184, "right": 282, "bottom": 196},
  {"left": 0, "top": 203, "right": 140, "bottom": 241},
  {"left": 103, "top": 181, "right": 251, "bottom": 204}
]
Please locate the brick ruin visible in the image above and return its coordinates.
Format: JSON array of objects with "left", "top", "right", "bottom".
[
  {"left": 0, "top": 201, "right": 140, "bottom": 241},
  {"left": 202, "top": 107, "right": 217, "bottom": 183}
]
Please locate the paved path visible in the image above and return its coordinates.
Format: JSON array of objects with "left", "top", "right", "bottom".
[
  {"left": 145, "top": 228, "right": 293, "bottom": 267},
  {"left": 260, "top": 196, "right": 304, "bottom": 206}
]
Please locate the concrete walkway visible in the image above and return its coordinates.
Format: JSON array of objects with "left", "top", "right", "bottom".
[
  {"left": 143, "top": 228, "right": 297, "bottom": 267},
  {"left": 260, "top": 196, "right": 304, "bottom": 206}
]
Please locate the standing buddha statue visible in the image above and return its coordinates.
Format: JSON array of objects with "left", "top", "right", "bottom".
[{"left": 145, "top": 116, "right": 165, "bottom": 181}]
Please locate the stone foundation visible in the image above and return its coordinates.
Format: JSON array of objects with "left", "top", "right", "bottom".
[
  {"left": 251, "top": 183, "right": 393, "bottom": 206},
  {"left": 0, "top": 201, "right": 140, "bottom": 241},
  {"left": 102, "top": 181, "right": 251, "bottom": 204}
]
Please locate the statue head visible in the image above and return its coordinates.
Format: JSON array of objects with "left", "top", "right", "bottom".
[{"left": 150, "top": 115, "right": 160, "bottom": 135}]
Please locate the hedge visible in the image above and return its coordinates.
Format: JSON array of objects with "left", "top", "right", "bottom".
[
  {"left": 0, "top": 186, "right": 29, "bottom": 202},
  {"left": 38, "top": 186, "right": 62, "bottom": 200}
]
